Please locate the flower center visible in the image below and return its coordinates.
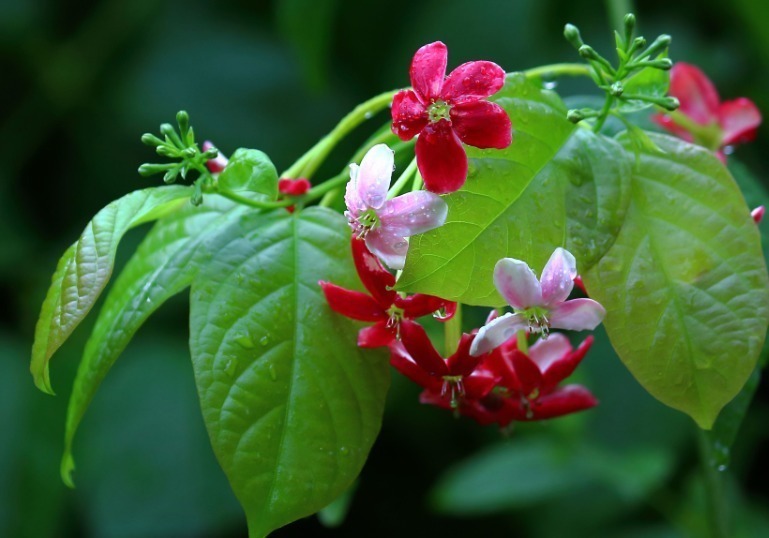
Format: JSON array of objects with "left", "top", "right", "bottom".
[
  {"left": 346, "top": 208, "right": 380, "bottom": 238},
  {"left": 516, "top": 306, "right": 552, "bottom": 337},
  {"left": 385, "top": 304, "right": 405, "bottom": 329},
  {"left": 441, "top": 375, "right": 465, "bottom": 408},
  {"left": 427, "top": 100, "right": 451, "bottom": 123}
]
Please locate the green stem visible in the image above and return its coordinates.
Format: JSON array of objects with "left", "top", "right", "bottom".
[
  {"left": 216, "top": 190, "right": 295, "bottom": 210},
  {"left": 281, "top": 90, "right": 398, "bottom": 179},
  {"left": 411, "top": 170, "right": 423, "bottom": 192},
  {"left": 522, "top": 63, "right": 593, "bottom": 80},
  {"left": 697, "top": 429, "right": 730, "bottom": 538},
  {"left": 593, "top": 95, "right": 615, "bottom": 132},
  {"left": 516, "top": 330, "right": 529, "bottom": 355},
  {"left": 444, "top": 304, "right": 463, "bottom": 356},
  {"left": 387, "top": 158, "right": 418, "bottom": 199}
]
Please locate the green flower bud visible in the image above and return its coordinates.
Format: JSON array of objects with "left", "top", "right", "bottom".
[
  {"left": 623, "top": 13, "right": 636, "bottom": 41},
  {"left": 567, "top": 109, "right": 586, "bottom": 123},
  {"left": 660, "top": 96, "right": 680, "bottom": 111},
  {"left": 141, "top": 133, "right": 164, "bottom": 147},
  {"left": 163, "top": 168, "right": 179, "bottom": 184},
  {"left": 610, "top": 81, "right": 624, "bottom": 97},
  {"left": 137, "top": 163, "right": 172, "bottom": 177},
  {"left": 176, "top": 110, "right": 190, "bottom": 134},
  {"left": 643, "top": 34, "right": 672, "bottom": 59},
  {"left": 564, "top": 24, "right": 584, "bottom": 49}
]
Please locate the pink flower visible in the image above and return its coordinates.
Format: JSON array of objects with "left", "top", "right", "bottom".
[
  {"left": 653, "top": 63, "right": 761, "bottom": 160},
  {"left": 320, "top": 238, "right": 455, "bottom": 348},
  {"left": 202, "top": 141, "right": 228, "bottom": 173},
  {"left": 344, "top": 144, "right": 448, "bottom": 269},
  {"left": 752, "top": 206, "right": 765, "bottom": 224},
  {"left": 391, "top": 41, "right": 512, "bottom": 194},
  {"left": 278, "top": 178, "right": 311, "bottom": 213},
  {"left": 470, "top": 248, "right": 605, "bottom": 356}
]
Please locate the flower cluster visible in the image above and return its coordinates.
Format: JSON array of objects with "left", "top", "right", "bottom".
[{"left": 653, "top": 62, "right": 761, "bottom": 161}]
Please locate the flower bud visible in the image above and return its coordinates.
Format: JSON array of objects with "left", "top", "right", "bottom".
[
  {"left": 176, "top": 110, "right": 190, "bottom": 134},
  {"left": 610, "top": 81, "right": 624, "bottom": 97},
  {"left": 137, "top": 163, "right": 172, "bottom": 177},
  {"left": 141, "top": 133, "right": 164, "bottom": 147},
  {"left": 564, "top": 24, "right": 584, "bottom": 49},
  {"left": 659, "top": 96, "right": 680, "bottom": 111},
  {"left": 567, "top": 109, "right": 586, "bottom": 123},
  {"left": 752, "top": 206, "right": 765, "bottom": 224},
  {"left": 643, "top": 34, "right": 672, "bottom": 59},
  {"left": 623, "top": 13, "right": 636, "bottom": 41}
]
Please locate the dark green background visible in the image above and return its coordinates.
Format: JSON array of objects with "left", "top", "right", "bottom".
[{"left": 2, "top": 0, "right": 768, "bottom": 536}]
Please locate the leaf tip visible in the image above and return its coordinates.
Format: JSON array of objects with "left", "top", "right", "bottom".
[
  {"left": 32, "top": 364, "right": 56, "bottom": 395},
  {"left": 60, "top": 452, "right": 76, "bottom": 488}
]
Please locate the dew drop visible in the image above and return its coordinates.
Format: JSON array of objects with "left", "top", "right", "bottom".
[
  {"left": 268, "top": 364, "right": 278, "bottom": 381},
  {"left": 339, "top": 446, "right": 350, "bottom": 456},
  {"left": 235, "top": 335, "right": 254, "bottom": 349},
  {"left": 224, "top": 358, "right": 239, "bottom": 377},
  {"left": 711, "top": 441, "right": 730, "bottom": 472},
  {"left": 543, "top": 80, "right": 558, "bottom": 90},
  {"left": 364, "top": 111, "right": 373, "bottom": 119},
  {"left": 259, "top": 335, "right": 270, "bottom": 346},
  {"left": 394, "top": 241, "right": 408, "bottom": 249}
]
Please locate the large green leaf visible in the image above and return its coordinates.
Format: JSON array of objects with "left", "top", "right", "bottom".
[
  {"left": 61, "top": 195, "right": 249, "bottom": 486},
  {"left": 397, "top": 74, "right": 630, "bottom": 305},
  {"left": 218, "top": 148, "right": 279, "bottom": 199},
  {"left": 188, "top": 207, "right": 389, "bottom": 537},
  {"left": 31, "top": 186, "right": 192, "bottom": 394},
  {"left": 584, "top": 132, "right": 769, "bottom": 428}
]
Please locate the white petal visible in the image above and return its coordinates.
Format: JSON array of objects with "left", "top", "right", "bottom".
[
  {"left": 378, "top": 191, "right": 448, "bottom": 236},
  {"left": 357, "top": 144, "right": 394, "bottom": 210},
  {"left": 494, "top": 258, "right": 542, "bottom": 310},
  {"left": 550, "top": 298, "right": 606, "bottom": 331},
  {"left": 344, "top": 163, "right": 364, "bottom": 215},
  {"left": 529, "top": 333, "right": 571, "bottom": 373},
  {"left": 469, "top": 313, "right": 528, "bottom": 356},
  {"left": 540, "top": 247, "right": 577, "bottom": 307},
  {"left": 365, "top": 228, "right": 409, "bottom": 270}
]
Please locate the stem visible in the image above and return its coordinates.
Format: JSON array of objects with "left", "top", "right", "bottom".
[
  {"left": 411, "top": 170, "right": 423, "bottom": 192},
  {"left": 697, "top": 429, "right": 730, "bottom": 538},
  {"left": 281, "top": 90, "right": 398, "bottom": 179},
  {"left": 522, "top": 63, "right": 593, "bottom": 80},
  {"left": 593, "top": 95, "right": 615, "bottom": 132},
  {"left": 387, "top": 158, "right": 418, "bottom": 199},
  {"left": 216, "top": 190, "right": 294, "bottom": 210},
  {"left": 444, "top": 304, "right": 463, "bottom": 356},
  {"left": 516, "top": 330, "right": 529, "bottom": 355},
  {"left": 604, "top": 0, "right": 634, "bottom": 32}
]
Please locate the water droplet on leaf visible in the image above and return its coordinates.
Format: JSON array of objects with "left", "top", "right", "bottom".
[{"left": 235, "top": 335, "right": 254, "bottom": 349}]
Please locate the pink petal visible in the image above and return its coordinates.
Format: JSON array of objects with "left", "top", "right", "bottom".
[
  {"left": 752, "top": 206, "right": 765, "bottom": 224},
  {"left": 651, "top": 113, "right": 694, "bottom": 143},
  {"left": 410, "top": 41, "right": 448, "bottom": 103},
  {"left": 391, "top": 90, "right": 428, "bottom": 141},
  {"left": 541, "top": 335, "right": 593, "bottom": 394},
  {"left": 450, "top": 100, "right": 512, "bottom": 149},
  {"left": 318, "top": 281, "right": 386, "bottom": 322},
  {"left": 351, "top": 237, "right": 396, "bottom": 307},
  {"left": 528, "top": 333, "right": 572, "bottom": 374},
  {"left": 358, "top": 323, "right": 395, "bottom": 348},
  {"left": 365, "top": 227, "right": 409, "bottom": 270},
  {"left": 378, "top": 190, "right": 448, "bottom": 236},
  {"left": 202, "top": 141, "right": 228, "bottom": 173},
  {"left": 549, "top": 298, "right": 605, "bottom": 331},
  {"left": 441, "top": 61, "right": 505, "bottom": 104},
  {"left": 528, "top": 384, "right": 598, "bottom": 420},
  {"left": 669, "top": 63, "right": 720, "bottom": 125},
  {"left": 415, "top": 119, "right": 468, "bottom": 194},
  {"left": 345, "top": 164, "right": 365, "bottom": 215},
  {"left": 469, "top": 312, "right": 529, "bottom": 356},
  {"left": 357, "top": 144, "right": 394, "bottom": 209},
  {"left": 718, "top": 98, "right": 762, "bottom": 146},
  {"left": 399, "top": 320, "right": 448, "bottom": 376},
  {"left": 493, "top": 257, "right": 543, "bottom": 310},
  {"left": 539, "top": 247, "right": 577, "bottom": 307}
]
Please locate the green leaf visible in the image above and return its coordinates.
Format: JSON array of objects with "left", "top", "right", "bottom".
[
  {"left": 618, "top": 53, "right": 670, "bottom": 112},
  {"left": 188, "top": 207, "right": 390, "bottom": 537},
  {"left": 30, "top": 186, "right": 192, "bottom": 394},
  {"left": 60, "top": 195, "right": 249, "bottom": 487},
  {"left": 218, "top": 148, "right": 279, "bottom": 200},
  {"left": 583, "top": 132, "right": 769, "bottom": 429},
  {"left": 398, "top": 74, "right": 631, "bottom": 305}
]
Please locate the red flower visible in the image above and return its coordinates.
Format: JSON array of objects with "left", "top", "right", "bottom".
[
  {"left": 391, "top": 41, "right": 512, "bottom": 194},
  {"left": 319, "top": 237, "right": 455, "bottom": 348},
  {"left": 278, "top": 178, "right": 311, "bottom": 213},
  {"left": 202, "top": 141, "right": 228, "bottom": 173},
  {"left": 653, "top": 62, "right": 761, "bottom": 160}
]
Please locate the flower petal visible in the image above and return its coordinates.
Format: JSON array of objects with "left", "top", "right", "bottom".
[
  {"left": 482, "top": 348, "right": 520, "bottom": 391},
  {"left": 541, "top": 335, "right": 593, "bottom": 394},
  {"left": 719, "top": 97, "right": 762, "bottom": 146},
  {"left": 463, "top": 373, "right": 498, "bottom": 400},
  {"left": 450, "top": 100, "right": 512, "bottom": 149},
  {"left": 391, "top": 90, "right": 428, "bottom": 141},
  {"left": 510, "top": 349, "right": 543, "bottom": 397},
  {"left": 539, "top": 247, "right": 577, "bottom": 307},
  {"left": 493, "top": 257, "right": 543, "bottom": 310},
  {"left": 365, "top": 227, "right": 409, "bottom": 270},
  {"left": 357, "top": 144, "right": 394, "bottom": 209},
  {"left": 549, "top": 298, "right": 606, "bottom": 331},
  {"left": 399, "top": 320, "right": 448, "bottom": 376},
  {"left": 528, "top": 384, "right": 598, "bottom": 420},
  {"left": 398, "top": 293, "right": 454, "bottom": 320},
  {"left": 358, "top": 323, "right": 395, "bottom": 348},
  {"left": 528, "top": 333, "right": 572, "bottom": 374},
  {"left": 378, "top": 190, "right": 448, "bottom": 236},
  {"left": 351, "top": 237, "right": 396, "bottom": 307},
  {"left": 344, "top": 163, "right": 365, "bottom": 215},
  {"left": 318, "top": 281, "right": 386, "bottom": 322},
  {"left": 415, "top": 119, "right": 468, "bottom": 194},
  {"left": 447, "top": 333, "right": 482, "bottom": 376},
  {"left": 410, "top": 41, "right": 448, "bottom": 103},
  {"left": 669, "top": 63, "right": 720, "bottom": 125},
  {"left": 389, "top": 341, "right": 442, "bottom": 391},
  {"left": 651, "top": 113, "right": 695, "bottom": 143},
  {"left": 441, "top": 61, "right": 506, "bottom": 104},
  {"left": 469, "top": 312, "right": 529, "bottom": 356}
]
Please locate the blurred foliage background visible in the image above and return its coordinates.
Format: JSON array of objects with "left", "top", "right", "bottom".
[{"left": 2, "top": 0, "right": 769, "bottom": 536}]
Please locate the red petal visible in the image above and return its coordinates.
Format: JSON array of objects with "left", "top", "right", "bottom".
[
  {"left": 719, "top": 97, "right": 762, "bottom": 145},
  {"left": 391, "top": 90, "right": 428, "bottom": 141},
  {"left": 278, "top": 178, "right": 311, "bottom": 195},
  {"left": 351, "top": 237, "right": 396, "bottom": 307},
  {"left": 481, "top": 349, "right": 520, "bottom": 391},
  {"left": 541, "top": 335, "right": 593, "bottom": 394},
  {"left": 651, "top": 112, "right": 694, "bottom": 142},
  {"left": 410, "top": 41, "right": 448, "bottom": 103},
  {"left": 463, "top": 373, "right": 498, "bottom": 400},
  {"left": 319, "top": 281, "right": 386, "bottom": 322},
  {"left": 450, "top": 100, "right": 512, "bottom": 149},
  {"left": 669, "top": 63, "right": 720, "bottom": 125},
  {"left": 389, "top": 341, "right": 442, "bottom": 391},
  {"left": 415, "top": 119, "right": 467, "bottom": 194},
  {"left": 398, "top": 293, "right": 452, "bottom": 319},
  {"left": 358, "top": 323, "right": 395, "bottom": 348},
  {"left": 528, "top": 384, "right": 598, "bottom": 419},
  {"left": 447, "top": 333, "right": 482, "bottom": 376},
  {"left": 510, "top": 350, "right": 543, "bottom": 397},
  {"left": 441, "top": 61, "right": 505, "bottom": 104},
  {"left": 399, "top": 320, "right": 448, "bottom": 376}
]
